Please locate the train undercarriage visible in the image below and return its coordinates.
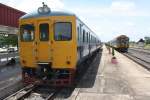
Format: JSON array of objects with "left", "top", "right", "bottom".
[
  {"left": 22, "top": 65, "right": 75, "bottom": 87},
  {"left": 116, "top": 48, "right": 128, "bottom": 52}
]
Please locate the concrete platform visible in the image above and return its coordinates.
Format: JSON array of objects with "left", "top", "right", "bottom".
[{"left": 62, "top": 46, "right": 150, "bottom": 100}]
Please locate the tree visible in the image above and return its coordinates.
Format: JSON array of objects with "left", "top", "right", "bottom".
[
  {"left": 0, "top": 34, "right": 6, "bottom": 47},
  {"left": 5, "top": 35, "right": 18, "bottom": 46},
  {"left": 144, "top": 37, "right": 150, "bottom": 44},
  {"left": 0, "top": 34, "right": 18, "bottom": 47}
]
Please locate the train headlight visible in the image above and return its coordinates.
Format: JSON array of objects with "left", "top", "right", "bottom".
[
  {"left": 66, "top": 61, "right": 71, "bottom": 65},
  {"left": 43, "top": 6, "right": 50, "bottom": 13},
  {"left": 38, "top": 7, "right": 43, "bottom": 14},
  {"left": 38, "top": 2, "right": 51, "bottom": 14},
  {"left": 22, "top": 60, "right": 26, "bottom": 64}
]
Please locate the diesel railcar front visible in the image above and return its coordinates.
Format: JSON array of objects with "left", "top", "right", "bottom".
[
  {"left": 19, "top": 3, "right": 101, "bottom": 86},
  {"left": 107, "top": 35, "right": 129, "bottom": 52}
]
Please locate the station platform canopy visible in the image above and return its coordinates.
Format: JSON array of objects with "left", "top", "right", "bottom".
[{"left": 0, "top": 3, "right": 25, "bottom": 35}]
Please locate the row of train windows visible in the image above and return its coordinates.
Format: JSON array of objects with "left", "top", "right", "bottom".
[
  {"left": 20, "top": 22, "right": 72, "bottom": 42},
  {"left": 77, "top": 27, "right": 98, "bottom": 43}
]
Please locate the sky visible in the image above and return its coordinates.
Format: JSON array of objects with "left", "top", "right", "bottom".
[{"left": 0, "top": 0, "right": 150, "bottom": 42}]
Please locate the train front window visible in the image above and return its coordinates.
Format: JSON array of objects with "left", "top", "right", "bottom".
[
  {"left": 20, "top": 24, "right": 34, "bottom": 42},
  {"left": 54, "top": 22, "right": 72, "bottom": 41},
  {"left": 39, "top": 23, "right": 49, "bottom": 41}
]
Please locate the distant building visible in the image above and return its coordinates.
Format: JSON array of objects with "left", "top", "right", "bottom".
[
  {"left": 137, "top": 38, "right": 145, "bottom": 48},
  {"left": 0, "top": 3, "right": 25, "bottom": 35}
]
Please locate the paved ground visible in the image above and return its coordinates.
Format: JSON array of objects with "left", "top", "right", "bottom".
[
  {"left": 0, "top": 64, "right": 21, "bottom": 81},
  {"left": 0, "top": 64, "right": 23, "bottom": 99},
  {"left": 57, "top": 46, "right": 150, "bottom": 100}
]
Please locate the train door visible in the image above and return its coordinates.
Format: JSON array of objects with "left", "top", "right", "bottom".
[
  {"left": 36, "top": 20, "right": 51, "bottom": 62},
  {"left": 51, "top": 17, "right": 76, "bottom": 69},
  {"left": 19, "top": 23, "right": 35, "bottom": 67}
]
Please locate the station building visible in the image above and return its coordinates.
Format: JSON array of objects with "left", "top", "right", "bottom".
[{"left": 0, "top": 3, "right": 25, "bottom": 35}]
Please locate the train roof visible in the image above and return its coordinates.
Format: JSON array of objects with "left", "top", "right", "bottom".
[
  {"left": 20, "top": 11, "right": 76, "bottom": 19},
  {"left": 116, "top": 35, "right": 129, "bottom": 39},
  {"left": 20, "top": 10, "right": 100, "bottom": 41},
  {"left": 20, "top": 11, "right": 100, "bottom": 40},
  {"left": 76, "top": 18, "right": 100, "bottom": 39},
  {"left": 107, "top": 35, "right": 129, "bottom": 43}
]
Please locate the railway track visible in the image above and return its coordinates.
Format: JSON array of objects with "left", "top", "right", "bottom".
[
  {"left": 4, "top": 49, "right": 102, "bottom": 100},
  {"left": 130, "top": 47, "right": 150, "bottom": 52},
  {"left": 123, "top": 52, "right": 150, "bottom": 71},
  {"left": 4, "top": 84, "right": 62, "bottom": 100},
  {"left": 129, "top": 48, "right": 150, "bottom": 55}
]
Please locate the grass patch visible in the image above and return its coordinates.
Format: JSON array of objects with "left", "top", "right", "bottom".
[{"left": 144, "top": 44, "right": 150, "bottom": 49}]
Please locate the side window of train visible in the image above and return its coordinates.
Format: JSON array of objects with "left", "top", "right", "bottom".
[
  {"left": 83, "top": 29, "right": 85, "bottom": 43},
  {"left": 90, "top": 35, "right": 92, "bottom": 43},
  {"left": 39, "top": 23, "right": 49, "bottom": 41},
  {"left": 92, "top": 36, "right": 94, "bottom": 43},
  {"left": 79, "top": 24, "right": 82, "bottom": 43},
  {"left": 20, "top": 24, "right": 34, "bottom": 42},
  {"left": 89, "top": 33, "right": 90, "bottom": 43},
  {"left": 80, "top": 29, "right": 82, "bottom": 43},
  {"left": 54, "top": 22, "right": 72, "bottom": 41},
  {"left": 87, "top": 32, "right": 88, "bottom": 43},
  {"left": 77, "top": 27, "right": 80, "bottom": 41}
]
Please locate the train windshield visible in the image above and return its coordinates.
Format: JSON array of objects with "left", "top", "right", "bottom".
[
  {"left": 54, "top": 22, "right": 72, "bottom": 41},
  {"left": 20, "top": 24, "right": 34, "bottom": 42},
  {"left": 120, "top": 38, "right": 129, "bottom": 45}
]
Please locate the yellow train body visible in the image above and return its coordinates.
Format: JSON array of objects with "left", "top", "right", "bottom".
[
  {"left": 19, "top": 16, "right": 77, "bottom": 70},
  {"left": 18, "top": 4, "right": 101, "bottom": 86}
]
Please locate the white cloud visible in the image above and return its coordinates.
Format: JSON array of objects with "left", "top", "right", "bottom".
[
  {"left": 72, "top": 0, "right": 150, "bottom": 18},
  {"left": 111, "top": 1, "right": 136, "bottom": 11},
  {"left": 110, "top": 1, "right": 150, "bottom": 16},
  {"left": 126, "top": 22, "right": 135, "bottom": 26}
]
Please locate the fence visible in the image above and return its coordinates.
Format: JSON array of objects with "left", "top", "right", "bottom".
[{"left": 0, "top": 52, "right": 19, "bottom": 66}]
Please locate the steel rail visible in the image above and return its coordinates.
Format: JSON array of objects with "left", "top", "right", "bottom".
[
  {"left": 123, "top": 53, "right": 150, "bottom": 71},
  {"left": 4, "top": 84, "right": 35, "bottom": 100}
]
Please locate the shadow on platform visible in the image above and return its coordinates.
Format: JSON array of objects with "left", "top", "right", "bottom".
[
  {"left": 76, "top": 49, "right": 102, "bottom": 88},
  {"left": 55, "top": 49, "right": 103, "bottom": 99}
]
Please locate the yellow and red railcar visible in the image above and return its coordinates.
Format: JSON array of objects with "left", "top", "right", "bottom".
[
  {"left": 107, "top": 35, "right": 129, "bottom": 52},
  {"left": 19, "top": 3, "right": 102, "bottom": 86}
]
